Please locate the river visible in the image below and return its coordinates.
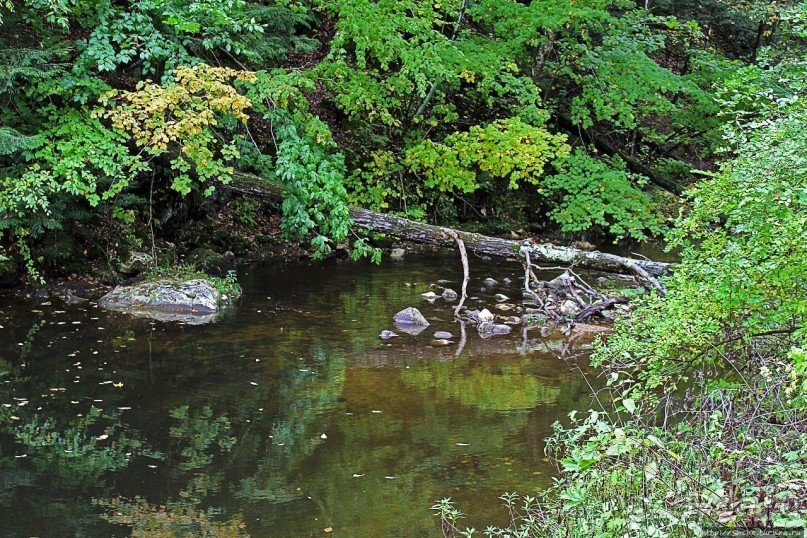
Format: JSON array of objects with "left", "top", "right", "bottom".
[{"left": 0, "top": 252, "right": 603, "bottom": 536}]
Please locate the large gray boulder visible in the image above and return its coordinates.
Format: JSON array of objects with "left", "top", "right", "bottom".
[
  {"left": 393, "top": 307, "right": 430, "bottom": 335},
  {"left": 98, "top": 278, "right": 234, "bottom": 324}
]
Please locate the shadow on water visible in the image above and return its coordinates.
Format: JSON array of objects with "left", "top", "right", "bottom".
[{"left": 0, "top": 252, "right": 604, "bottom": 536}]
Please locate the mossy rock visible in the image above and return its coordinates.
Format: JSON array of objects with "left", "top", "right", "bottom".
[
  {"left": 97, "top": 278, "right": 236, "bottom": 324},
  {"left": 187, "top": 248, "right": 234, "bottom": 277}
]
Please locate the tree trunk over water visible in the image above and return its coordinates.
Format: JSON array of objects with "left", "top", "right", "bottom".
[{"left": 227, "top": 172, "right": 671, "bottom": 278}]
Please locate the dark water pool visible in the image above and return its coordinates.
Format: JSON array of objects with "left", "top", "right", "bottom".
[{"left": 0, "top": 252, "right": 601, "bottom": 536}]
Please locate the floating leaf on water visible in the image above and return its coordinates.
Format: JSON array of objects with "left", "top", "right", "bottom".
[
  {"left": 147, "top": 465, "right": 157, "bottom": 469},
  {"left": 352, "top": 474, "right": 364, "bottom": 478},
  {"left": 324, "top": 527, "right": 333, "bottom": 533},
  {"left": 321, "top": 433, "right": 327, "bottom": 439},
  {"left": 118, "top": 407, "right": 132, "bottom": 410},
  {"left": 113, "top": 382, "right": 123, "bottom": 388},
  {"left": 371, "top": 410, "right": 382, "bottom": 414},
  {"left": 10, "top": 416, "right": 19, "bottom": 420},
  {"left": 250, "top": 382, "right": 258, "bottom": 386},
  {"left": 14, "top": 454, "right": 26, "bottom": 458},
  {"left": 456, "top": 443, "right": 470, "bottom": 446},
  {"left": 384, "top": 476, "right": 397, "bottom": 480},
  {"left": 97, "top": 434, "right": 109, "bottom": 440}
]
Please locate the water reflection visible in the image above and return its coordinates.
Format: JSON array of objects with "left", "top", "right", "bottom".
[{"left": 0, "top": 253, "right": 601, "bottom": 536}]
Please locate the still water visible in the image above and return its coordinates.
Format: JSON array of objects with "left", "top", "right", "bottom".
[{"left": 0, "top": 253, "right": 601, "bottom": 536}]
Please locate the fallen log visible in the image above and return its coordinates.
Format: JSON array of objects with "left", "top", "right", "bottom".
[{"left": 227, "top": 171, "right": 671, "bottom": 279}]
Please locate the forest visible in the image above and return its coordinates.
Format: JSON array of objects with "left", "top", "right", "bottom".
[{"left": 0, "top": 0, "right": 805, "bottom": 535}]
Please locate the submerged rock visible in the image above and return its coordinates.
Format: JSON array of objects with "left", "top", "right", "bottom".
[
  {"left": 393, "top": 307, "right": 430, "bottom": 335},
  {"left": 477, "top": 322, "right": 513, "bottom": 338},
  {"left": 483, "top": 277, "right": 498, "bottom": 286},
  {"left": 390, "top": 248, "right": 406, "bottom": 260},
  {"left": 98, "top": 278, "right": 233, "bottom": 324},
  {"left": 379, "top": 330, "right": 399, "bottom": 340},
  {"left": 441, "top": 288, "right": 458, "bottom": 301},
  {"left": 434, "top": 331, "right": 453, "bottom": 339}
]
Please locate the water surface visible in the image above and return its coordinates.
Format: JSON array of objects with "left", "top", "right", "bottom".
[{"left": 0, "top": 253, "right": 600, "bottom": 536}]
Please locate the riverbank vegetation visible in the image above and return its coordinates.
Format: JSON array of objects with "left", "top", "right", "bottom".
[
  {"left": 1, "top": 0, "right": 806, "bottom": 535},
  {"left": 1, "top": 0, "right": 741, "bottom": 282},
  {"left": 436, "top": 4, "right": 807, "bottom": 534}
]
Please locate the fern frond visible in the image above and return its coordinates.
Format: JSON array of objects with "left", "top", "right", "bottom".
[
  {"left": 0, "top": 48, "right": 65, "bottom": 93},
  {"left": 0, "top": 126, "right": 36, "bottom": 155}
]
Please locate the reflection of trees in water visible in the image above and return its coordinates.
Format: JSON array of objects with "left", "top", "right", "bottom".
[
  {"left": 0, "top": 319, "right": 162, "bottom": 535},
  {"left": 236, "top": 341, "right": 347, "bottom": 505},
  {"left": 0, "top": 256, "right": 598, "bottom": 536}
]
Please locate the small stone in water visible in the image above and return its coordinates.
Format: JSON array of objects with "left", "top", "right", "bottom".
[
  {"left": 379, "top": 330, "right": 399, "bottom": 340},
  {"left": 434, "top": 331, "right": 453, "bottom": 339},
  {"left": 441, "top": 288, "right": 458, "bottom": 301},
  {"left": 483, "top": 277, "right": 498, "bottom": 286}
]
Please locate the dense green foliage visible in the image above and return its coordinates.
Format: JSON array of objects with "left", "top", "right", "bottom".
[
  {"left": 1, "top": 0, "right": 806, "bottom": 533},
  {"left": 437, "top": 4, "right": 807, "bottom": 536},
  {"left": 0, "top": 0, "right": 768, "bottom": 279}
]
